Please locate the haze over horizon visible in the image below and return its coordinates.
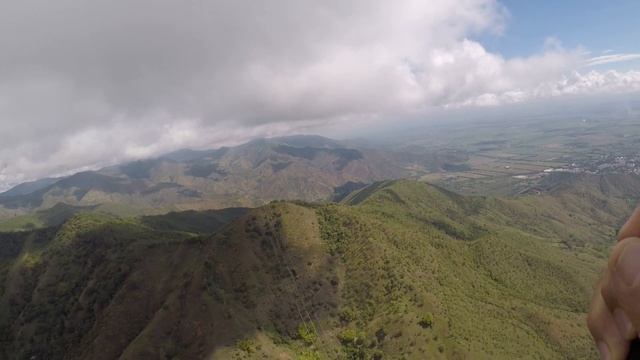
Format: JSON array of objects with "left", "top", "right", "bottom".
[{"left": 1, "top": 0, "right": 640, "bottom": 190}]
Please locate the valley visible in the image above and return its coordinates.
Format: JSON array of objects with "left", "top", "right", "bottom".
[{"left": 389, "top": 116, "right": 640, "bottom": 196}]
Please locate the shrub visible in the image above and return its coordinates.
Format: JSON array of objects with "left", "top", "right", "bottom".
[
  {"left": 339, "top": 307, "right": 357, "bottom": 323},
  {"left": 297, "top": 323, "right": 317, "bottom": 345},
  {"left": 236, "top": 338, "right": 255, "bottom": 354},
  {"left": 338, "top": 328, "right": 363, "bottom": 346},
  {"left": 297, "top": 350, "right": 321, "bottom": 360},
  {"left": 344, "top": 346, "right": 366, "bottom": 360},
  {"left": 418, "top": 313, "right": 433, "bottom": 329}
]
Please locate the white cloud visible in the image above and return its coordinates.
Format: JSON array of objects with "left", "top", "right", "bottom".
[
  {"left": 0, "top": 0, "right": 638, "bottom": 190},
  {"left": 585, "top": 54, "right": 640, "bottom": 67},
  {"left": 456, "top": 70, "right": 640, "bottom": 107}
]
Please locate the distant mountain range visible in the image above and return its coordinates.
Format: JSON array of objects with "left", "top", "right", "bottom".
[{"left": 0, "top": 136, "right": 449, "bottom": 227}]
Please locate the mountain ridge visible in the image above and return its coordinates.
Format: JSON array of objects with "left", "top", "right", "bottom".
[
  {"left": 0, "top": 179, "right": 621, "bottom": 359},
  {"left": 0, "top": 136, "right": 434, "bottom": 223}
]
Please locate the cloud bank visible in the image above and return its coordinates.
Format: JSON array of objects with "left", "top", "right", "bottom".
[{"left": 0, "top": 0, "right": 639, "bottom": 189}]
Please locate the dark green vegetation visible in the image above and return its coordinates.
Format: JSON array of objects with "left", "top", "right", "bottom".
[{"left": 0, "top": 175, "right": 631, "bottom": 359}]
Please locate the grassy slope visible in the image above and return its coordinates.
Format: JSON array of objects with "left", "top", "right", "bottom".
[
  {"left": 327, "top": 180, "right": 609, "bottom": 359},
  {"left": 0, "top": 178, "right": 625, "bottom": 359}
]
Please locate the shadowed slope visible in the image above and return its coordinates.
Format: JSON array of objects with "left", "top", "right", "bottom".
[{"left": 0, "top": 204, "right": 342, "bottom": 360}]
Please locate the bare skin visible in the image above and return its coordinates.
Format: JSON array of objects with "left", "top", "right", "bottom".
[{"left": 588, "top": 207, "right": 640, "bottom": 359}]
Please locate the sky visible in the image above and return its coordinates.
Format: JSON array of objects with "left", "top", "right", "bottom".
[
  {"left": 481, "top": 1, "right": 640, "bottom": 61},
  {"left": 0, "top": 0, "right": 639, "bottom": 191}
]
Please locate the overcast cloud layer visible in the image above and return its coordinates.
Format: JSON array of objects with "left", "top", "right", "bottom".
[{"left": 1, "top": 0, "right": 639, "bottom": 190}]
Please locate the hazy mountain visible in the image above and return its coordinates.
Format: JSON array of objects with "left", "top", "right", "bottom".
[
  {"left": 0, "top": 178, "right": 60, "bottom": 198},
  {"left": 0, "top": 179, "right": 626, "bottom": 359},
  {"left": 0, "top": 136, "right": 436, "bottom": 223}
]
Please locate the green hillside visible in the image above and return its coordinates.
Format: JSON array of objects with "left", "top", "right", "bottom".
[
  {"left": 328, "top": 180, "right": 610, "bottom": 358},
  {"left": 0, "top": 179, "right": 621, "bottom": 359}
]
